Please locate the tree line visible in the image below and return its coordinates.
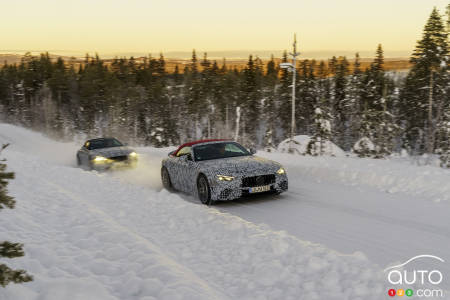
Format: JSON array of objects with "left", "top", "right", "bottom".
[{"left": 0, "top": 7, "right": 449, "bottom": 166}]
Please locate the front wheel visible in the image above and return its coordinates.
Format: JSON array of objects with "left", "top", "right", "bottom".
[
  {"left": 161, "top": 167, "right": 173, "bottom": 191},
  {"left": 197, "top": 175, "right": 212, "bottom": 205}
]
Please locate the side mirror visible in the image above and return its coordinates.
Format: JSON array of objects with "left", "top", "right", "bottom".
[
  {"left": 168, "top": 150, "right": 176, "bottom": 157},
  {"left": 249, "top": 148, "right": 256, "bottom": 155}
]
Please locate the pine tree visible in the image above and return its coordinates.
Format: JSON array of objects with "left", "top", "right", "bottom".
[
  {"left": 307, "top": 105, "right": 332, "bottom": 156},
  {"left": 296, "top": 59, "right": 316, "bottom": 135},
  {"left": 0, "top": 144, "right": 33, "bottom": 287},
  {"left": 447, "top": 4, "right": 450, "bottom": 30},
  {"left": 239, "top": 55, "right": 262, "bottom": 144},
  {"left": 354, "top": 45, "right": 396, "bottom": 158},
  {"left": 278, "top": 50, "right": 293, "bottom": 139},
  {"left": 437, "top": 110, "right": 450, "bottom": 167},
  {"left": 262, "top": 55, "right": 278, "bottom": 150},
  {"left": 184, "top": 49, "right": 203, "bottom": 139},
  {"left": 341, "top": 53, "right": 364, "bottom": 151},
  {"left": 332, "top": 57, "right": 350, "bottom": 148},
  {"left": 328, "top": 56, "right": 338, "bottom": 76},
  {"left": 400, "top": 8, "right": 449, "bottom": 155}
]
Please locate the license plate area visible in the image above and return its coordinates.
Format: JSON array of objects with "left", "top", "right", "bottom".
[{"left": 249, "top": 185, "right": 271, "bottom": 193}]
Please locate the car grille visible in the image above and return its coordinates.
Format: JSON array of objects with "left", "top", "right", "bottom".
[
  {"left": 110, "top": 155, "right": 128, "bottom": 162},
  {"left": 219, "top": 189, "right": 232, "bottom": 199},
  {"left": 241, "top": 174, "right": 275, "bottom": 187}
]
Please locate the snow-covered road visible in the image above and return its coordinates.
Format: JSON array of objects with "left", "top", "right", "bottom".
[{"left": 0, "top": 124, "right": 449, "bottom": 300}]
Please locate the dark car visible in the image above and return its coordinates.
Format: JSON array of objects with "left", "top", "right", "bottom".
[
  {"left": 76, "top": 137, "right": 138, "bottom": 171},
  {"left": 161, "top": 139, "right": 288, "bottom": 204}
]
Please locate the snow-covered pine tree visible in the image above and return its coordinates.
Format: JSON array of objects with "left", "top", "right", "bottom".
[
  {"left": 328, "top": 56, "right": 338, "bottom": 76},
  {"left": 262, "top": 55, "right": 278, "bottom": 151},
  {"left": 447, "top": 3, "right": 450, "bottom": 31},
  {"left": 437, "top": 5, "right": 450, "bottom": 167},
  {"left": 297, "top": 59, "right": 317, "bottom": 135},
  {"left": 333, "top": 57, "right": 350, "bottom": 149},
  {"left": 307, "top": 105, "right": 332, "bottom": 156},
  {"left": 374, "top": 83, "right": 399, "bottom": 158},
  {"left": 240, "top": 55, "right": 262, "bottom": 145},
  {"left": 437, "top": 113, "right": 450, "bottom": 168},
  {"left": 355, "top": 44, "right": 394, "bottom": 158},
  {"left": 184, "top": 49, "right": 203, "bottom": 139},
  {"left": 341, "top": 53, "right": 364, "bottom": 151},
  {"left": 354, "top": 74, "right": 377, "bottom": 158},
  {"left": 400, "top": 8, "right": 449, "bottom": 155},
  {"left": 0, "top": 144, "right": 32, "bottom": 287},
  {"left": 316, "top": 60, "right": 332, "bottom": 111}
]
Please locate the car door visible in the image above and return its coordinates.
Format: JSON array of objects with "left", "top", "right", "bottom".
[
  {"left": 176, "top": 149, "right": 197, "bottom": 194},
  {"left": 168, "top": 146, "right": 193, "bottom": 191}
]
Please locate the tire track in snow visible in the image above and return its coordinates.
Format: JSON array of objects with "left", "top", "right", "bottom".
[{"left": 39, "top": 178, "right": 229, "bottom": 300}]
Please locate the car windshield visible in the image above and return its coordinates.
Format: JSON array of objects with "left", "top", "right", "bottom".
[
  {"left": 193, "top": 142, "right": 251, "bottom": 161},
  {"left": 88, "top": 138, "right": 123, "bottom": 150}
]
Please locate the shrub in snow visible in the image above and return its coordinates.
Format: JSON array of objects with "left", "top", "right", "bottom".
[
  {"left": 439, "top": 151, "right": 450, "bottom": 168},
  {"left": 263, "top": 128, "right": 276, "bottom": 152},
  {"left": 0, "top": 144, "right": 32, "bottom": 287},
  {"left": 353, "top": 137, "right": 377, "bottom": 158},
  {"left": 278, "top": 135, "right": 345, "bottom": 157}
]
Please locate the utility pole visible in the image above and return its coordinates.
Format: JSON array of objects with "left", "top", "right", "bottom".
[{"left": 280, "top": 34, "right": 300, "bottom": 153}]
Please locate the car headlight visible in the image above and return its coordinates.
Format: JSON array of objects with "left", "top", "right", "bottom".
[
  {"left": 93, "top": 156, "right": 108, "bottom": 163},
  {"left": 129, "top": 151, "right": 138, "bottom": 158},
  {"left": 216, "top": 175, "right": 234, "bottom": 181},
  {"left": 276, "top": 167, "right": 286, "bottom": 175}
]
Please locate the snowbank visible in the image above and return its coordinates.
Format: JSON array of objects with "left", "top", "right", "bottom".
[
  {"left": 278, "top": 135, "right": 345, "bottom": 157},
  {"left": 352, "top": 137, "right": 375, "bottom": 155},
  {"left": 260, "top": 150, "right": 450, "bottom": 203}
]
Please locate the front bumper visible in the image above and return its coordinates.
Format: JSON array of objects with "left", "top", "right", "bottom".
[
  {"left": 209, "top": 173, "right": 288, "bottom": 201},
  {"left": 91, "top": 157, "right": 137, "bottom": 171}
]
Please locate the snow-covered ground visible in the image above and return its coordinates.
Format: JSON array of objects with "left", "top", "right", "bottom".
[{"left": 0, "top": 124, "right": 449, "bottom": 299}]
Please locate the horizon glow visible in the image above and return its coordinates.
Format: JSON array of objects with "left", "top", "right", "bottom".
[{"left": 1, "top": 0, "right": 449, "bottom": 56}]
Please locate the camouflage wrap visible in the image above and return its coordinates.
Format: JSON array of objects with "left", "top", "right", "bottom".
[{"left": 162, "top": 141, "right": 288, "bottom": 201}]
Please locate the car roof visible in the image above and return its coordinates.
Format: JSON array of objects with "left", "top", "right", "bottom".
[
  {"left": 173, "top": 139, "right": 229, "bottom": 155},
  {"left": 86, "top": 137, "right": 117, "bottom": 142}
]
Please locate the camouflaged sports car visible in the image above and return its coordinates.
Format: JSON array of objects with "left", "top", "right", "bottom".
[
  {"left": 76, "top": 137, "right": 138, "bottom": 171},
  {"left": 161, "top": 139, "right": 288, "bottom": 204}
]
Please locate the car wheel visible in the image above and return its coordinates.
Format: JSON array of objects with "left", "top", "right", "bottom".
[
  {"left": 161, "top": 167, "right": 173, "bottom": 191},
  {"left": 197, "top": 175, "right": 212, "bottom": 205},
  {"left": 76, "top": 155, "right": 81, "bottom": 166}
]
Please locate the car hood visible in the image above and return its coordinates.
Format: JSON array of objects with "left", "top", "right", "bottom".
[
  {"left": 197, "top": 155, "right": 281, "bottom": 175},
  {"left": 90, "top": 146, "right": 133, "bottom": 158}
]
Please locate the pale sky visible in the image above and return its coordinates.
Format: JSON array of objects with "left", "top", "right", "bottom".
[{"left": 1, "top": 0, "right": 449, "bottom": 56}]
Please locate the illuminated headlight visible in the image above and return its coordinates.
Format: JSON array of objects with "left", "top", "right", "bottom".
[
  {"left": 276, "top": 167, "right": 286, "bottom": 175},
  {"left": 93, "top": 156, "right": 108, "bottom": 163},
  {"left": 129, "top": 151, "right": 138, "bottom": 158},
  {"left": 216, "top": 175, "right": 234, "bottom": 181}
]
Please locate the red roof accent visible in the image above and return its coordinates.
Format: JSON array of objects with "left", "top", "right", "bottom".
[{"left": 173, "top": 139, "right": 229, "bottom": 156}]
